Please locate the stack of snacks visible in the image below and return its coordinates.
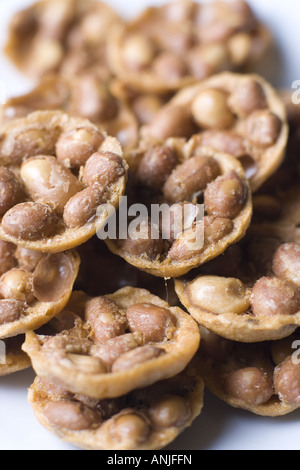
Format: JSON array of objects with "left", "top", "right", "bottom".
[
  {"left": 0, "top": 0, "right": 299, "bottom": 451},
  {"left": 23, "top": 289, "right": 202, "bottom": 450},
  {"left": 23, "top": 288, "right": 200, "bottom": 399},
  {"left": 107, "top": 0, "right": 272, "bottom": 93},
  {"left": 4, "top": 0, "right": 122, "bottom": 79}
]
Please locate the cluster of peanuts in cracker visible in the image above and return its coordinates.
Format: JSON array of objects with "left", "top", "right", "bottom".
[{"left": 0, "top": 0, "right": 300, "bottom": 450}]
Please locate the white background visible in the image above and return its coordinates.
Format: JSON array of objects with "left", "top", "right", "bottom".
[{"left": 0, "top": 0, "right": 300, "bottom": 451}]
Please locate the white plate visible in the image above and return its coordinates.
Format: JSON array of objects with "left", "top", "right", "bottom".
[{"left": 0, "top": 0, "right": 300, "bottom": 451}]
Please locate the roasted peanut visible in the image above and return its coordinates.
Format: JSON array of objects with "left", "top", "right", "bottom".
[
  {"left": 168, "top": 216, "right": 234, "bottom": 262},
  {"left": 116, "top": 219, "right": 164, "bottom": 261},
  {"left": 203, "top": 216, "right": 234, "bottom": 244},
  {"left": 2, "top": 202, "right": 58, "bottom": 240},
  {"left": 204, "top": 171, "right": 247, "bottom": 219},
  {"left": 0, "top": 299, "right": 26, "bottom": 325},
  {"left": 38, "top": 0, "right": 74, "bottom": 41},
  {"left": 227, "top": 32, "right": 252, "bottom": 66},
  {"left": 55, "top": 127, "right": 104, "bottom": 168},
  {"left": 272, "top": 243, "right": 300, "bottom": 287},
  {"left": 79, "top": 8, "right": 113, "bottom": 45},
  {"left": 200, "top": 130, "right": 246, "bottom": 158},
  {"left": 108, "top": 411, "right": 150, "bottom": 447},
  {"left": 136, "top": 146, "right": 177, "bottom": 191},
  {"left": 3, "top": 128, "right": 57, "bottom": 164},
  {"left": 47, "top": 30, "right": 69, "bottom": 66},
  {"left": 186, "top": 276, "right": 250, "bottom": 315},
  {"left": 0, "top": 167, "right": 23, "bottom": 216},
  {"left": 82, "top": 152, "right": 125, "bottom": 188},
  {"left": 160, "top": 202, "right": 199, "bottom": 242},
  {"left": 71, "top": 76, "right": 119, "bottom": 122},
  {"left": 84, "top": 296, "right": 127, "bottom": 344},
  {"left": 223, "top": 367, "right": 274, "bottom": 406},
  {"left": 246, "top": 111, "right": 282, "bottom": 147},
  {"left": 187, "top": 44, "right": 230, "bottom": 80},
  {"left": 196, "top": 0, "right": 256, "bottom": 43},
  {"left": 63, "top": 186, "right": 106, "bottom": 228},
  {"left": 20, "top": 156, "right": 82, "bottom": 213},
  {"left": 251, "top": 277, "right": 300, "bottom": 317},
  {"left": 92, "top": 333, "right": 142, "bottom": 371},
  {"left": 10, "top": 9, "right": 37, "bottom": 36},
  {"left": 0, "top": 268, "right": 34, "bottom": 303},
  {"left": 112, "top": 345, "right": 166, "bottom": 373},
  {"left": 127, "top": 303, "right": 176, "bottom": 342},
  {"left": 163, "top": 155, "right": 220, "bottom": 203},
  {"left": 44, "top": 401, "right": 102, "bottom": 431},
  {"left": 122, "top": 34, "right": 154, "bottom": 71},
  {"left": 143, "top": 105, "right": 196, "bottom": 140},
  {"left": 30, "top": 38, "right": 64, "bottom": 75},
  {"left": 191, "top": 89, "right": 235, "bottom": 129},
  {"left": 149, "top": 395, "right": 191, "bottom": 428},
  {"left": 153, "top": 53, "right": 188, "bottom": 82},
  {"left": 43, "top": 335, "right": 91, "bottom": 357},
  {"left": 229, "top": 79, "right": 267, "bottom": 117},
  {"left": 274, "top": 356, "right": 300, "bottom": 405},
  {"left": 58, "top": 49, "right": 87, "bottom": 77},
  {"left": 167, "top": 224, "right": 204, "bottom": 261}
]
